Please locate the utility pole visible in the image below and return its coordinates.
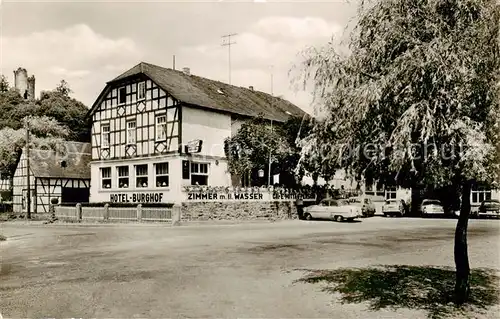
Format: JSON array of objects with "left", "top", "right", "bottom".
[
  {"left": 267, "top": 65, "right": 274, "bottom": 187},
  {"left": 25, "top": 117, "right": 31, "bottom": 219},
  {"left": 221, "top": 33, "right": 237, "bottom": 84}
]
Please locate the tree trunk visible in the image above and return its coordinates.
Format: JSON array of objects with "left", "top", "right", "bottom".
[{"left": 454, "top": 180, "right": 471, "bottom": 305}]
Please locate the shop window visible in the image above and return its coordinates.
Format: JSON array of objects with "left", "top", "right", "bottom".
[
  {"left": 101, "top": 124, "right": 110, "bottom": 148},
  {"left": 191, "top": 162, "right": 209, "bottom": 186},
  {"left": 117, "top": 166, "right": 129, "bottom": 188},
  {"left": 127, "top": 121, "right": 136, "bottom": 145},
  {"left": 137, "top": 82, "right": 146, "bottom": 101},
  {"left": 156, "top": 115, "right": 166, "bottom": 141},
  {"left": 155, "top": 162, "right": 169, "bottom": 187},
  {"left": 135, "top": 164, "right": 148, "bottom": 188},
  {"left": 101, "top": 167, "right": 111, "bottom": 188}
]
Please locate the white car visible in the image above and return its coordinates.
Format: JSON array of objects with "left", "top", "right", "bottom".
[
  {"left": 421, "top": 199, "right": 445, "bottom": 217},
  {"left": 303, "top": 198, "right": 361, "bottom": 222},
  {"left": 382, "top": 199, "right": 404, "bottom": 217}
]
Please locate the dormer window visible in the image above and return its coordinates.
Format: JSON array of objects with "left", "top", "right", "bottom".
[{"left": 137, "top": 82, "right": 145, "bottom": 101}]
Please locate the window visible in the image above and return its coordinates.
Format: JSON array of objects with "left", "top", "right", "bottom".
[
  {"left": 117, "top": 166, "right": 129, "bottom": 188},
  {"left": 135, "top": 164, "right": 148, "bottom": 188},
  {"left": 386, "top": 187, "right": 397, "bottom": 200},
  {"left": 101, "top": 167, "right": 111, "bottom": 188},
  {"left": 127, "top": 121, "right": 136, "bottom": 145},
  {"left": 156, "top": 115, "right": 166, "bottom": 141},
  {"left": 118, "top": 87, "right": 126, "bottom": 105},
  {"left": 190, "top": 162, "right": 209, "bottom": 185},
  {"left": 376, "top": 181, "right": 385, "bottom": 196},
  {"left": 101, "top": 125, "right": 110, "bottom": 148},
  {"left": 137, "top": 82, "right": 146, "bottom": 100},
  {"left": 155, "top": 162, "right": 169, "bottom": 187},
  {"left": 472, "top": 186, "right": 492, "bottom": 204}
]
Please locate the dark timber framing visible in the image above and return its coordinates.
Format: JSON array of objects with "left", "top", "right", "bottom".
[{"left": 90, "top": 75, "right": 181, "bottom": 161}]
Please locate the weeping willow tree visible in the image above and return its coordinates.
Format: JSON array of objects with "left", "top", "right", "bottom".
[{"left": 292, "top": 0, "right": 499, "bottom": 304}]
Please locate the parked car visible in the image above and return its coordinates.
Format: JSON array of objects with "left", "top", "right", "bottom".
[
  {"left": 421, "top": 199, "right": 445, "bottom": 217},
  {"left": 478, "top": 199, "right": 500, "bottom": 218},
  {"left": 348, "top": 197, "right": 376, "bottom": 217},
  {"left": 382, "top": 199, "right": 404, "bottom": 217},
  {"left": 303, "top": 198, "right": 361, "bottom": 222}
]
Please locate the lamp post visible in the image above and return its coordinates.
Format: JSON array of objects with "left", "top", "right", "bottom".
[{"left": 25, "top": 117, "right": 31, "bottom": 220}]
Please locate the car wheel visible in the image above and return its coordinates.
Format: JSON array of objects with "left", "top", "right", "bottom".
[
  {"left": 383, "top": 212, "right": 388, "bottom": 217},
  {"left": 335, "top": 215, "right": 344, "bottom": 222},
  {"left": 304, "top": 213, "right": 312, "bottom": 221}
]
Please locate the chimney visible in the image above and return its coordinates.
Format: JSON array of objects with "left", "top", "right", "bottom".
[
  {"left": 182, "top": 67, "right": 190, "bottom": 75},
  {"left": 249, "top": 86, "right": 254, "bottom": 91}
]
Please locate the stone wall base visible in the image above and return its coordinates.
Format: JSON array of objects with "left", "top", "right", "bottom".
[{"left": 181, "top": 201, "right": 298, "bottom": 221}]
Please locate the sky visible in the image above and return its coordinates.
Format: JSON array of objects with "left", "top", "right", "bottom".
[{"left": 0, "top": 0, "right": 359, "bottom": 114}]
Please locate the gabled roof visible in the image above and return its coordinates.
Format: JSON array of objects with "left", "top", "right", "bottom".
[
  {"left": 89, "top": 62, "right": 308, "bottom": 122},
  {"left": 27, "top": 142, "right": 91, "bottom": 180}
]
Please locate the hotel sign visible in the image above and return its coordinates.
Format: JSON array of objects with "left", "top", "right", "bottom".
[
  {"left": 185, "top": 139, "right": 203, "bottom": 154},
  {"left": 110, "top": 193, "right": 164, "bottom": 203}
]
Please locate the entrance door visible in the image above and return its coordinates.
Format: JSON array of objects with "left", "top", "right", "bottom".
[{"left": 61, "top": 187, "right": 89, "bottom": 204}]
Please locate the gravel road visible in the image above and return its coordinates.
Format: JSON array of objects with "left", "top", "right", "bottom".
[{"left": 1, "top": 217, "right": 499, "bottom": 318}]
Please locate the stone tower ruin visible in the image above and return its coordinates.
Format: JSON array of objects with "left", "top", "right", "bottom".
[{"left": 13, "top": 67, "right": 35, "bottom": 100}]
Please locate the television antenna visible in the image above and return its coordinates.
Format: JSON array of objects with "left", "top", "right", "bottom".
[{"left": 221, "top": 33, "right": 238, "bottom": 84}]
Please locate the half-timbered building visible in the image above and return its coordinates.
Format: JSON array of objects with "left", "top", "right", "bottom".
[
  {"left": 12, "top": 142, "right": 91, "bottom": 214},
  {"left": 87, "top": 62, "right": 306, "bottom": 204}
]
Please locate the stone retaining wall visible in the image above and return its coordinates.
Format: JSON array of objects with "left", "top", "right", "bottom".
[{"left": 181, "top": 201, "right": 298, "bottom": 221}]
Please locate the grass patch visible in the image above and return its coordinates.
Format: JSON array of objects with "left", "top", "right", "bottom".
[
  {"left": 0, "top": 234, "right": 6, "bottom": 241},
  {"left": 295, "top": 265, "right": 500, "bottom": 319}
]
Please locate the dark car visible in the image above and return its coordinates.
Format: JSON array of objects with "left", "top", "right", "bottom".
[{"left": 478, "top": 199, "right": 500, "bottom": 218}]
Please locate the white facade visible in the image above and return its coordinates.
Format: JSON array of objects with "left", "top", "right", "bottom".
[{"left": 89, "top": 77, "right": 234, "bottom": 204}]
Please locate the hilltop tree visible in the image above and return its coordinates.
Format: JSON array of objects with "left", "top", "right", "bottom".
[
  {"left": 292, "top": 0, "right": 499, "bottom": 305},
  {"left": 55, "top": 79, "right": 73, "bottom": 97},
  {"left": 0, "top": 80, "right": 90, "bottom": 141},
  {"left": 0, "top": 116, "right": 69, "bottom": 177},
  {"left": 0, "top": 75, "right": 9, "bottom": 93}
]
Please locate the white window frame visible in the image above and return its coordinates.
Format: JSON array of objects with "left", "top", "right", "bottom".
[
  {"left": 190, "top": 162, "right": 209, "bottom": 186},
  {"left": 101, "top": 124, "right": 110, "bottom": 149},
  {"left": 471, "top": 186, "right": 492, "bottom": 204},
  {"left": 155, "top": 162, "right": 169, "bottom": 187},
  {"left": 137, "top": 82, "right": 146, "bottom": 101},
  {"left": 156, "top": 115, "right": 167, "bottom": 141},
  {"left": 117, "top": 166, "right": 129, "bottom": 189},
  {"left": 118, "top": 87, "right": 126, "bottom": 105},
  {"left": 385, "top": 187, "right": 397, "bottom": 200},
  {"left": 101, "top": 167, "right": 112, "bottom": 189},
  {"left": 126, "top": 120, "right": 136, "bottom": 145},
  {"left": 135, "top": 164, "right": 148, "bottom": 188}
]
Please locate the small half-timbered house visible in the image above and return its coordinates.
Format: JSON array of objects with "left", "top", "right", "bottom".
[
  {"left": 12, "top": 142, "right": 91, "bottom": 214},
  {"left": 87, "top": 62, "right": 306, "bottom": 204}
]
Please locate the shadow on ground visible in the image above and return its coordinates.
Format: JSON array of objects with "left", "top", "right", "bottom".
[{"left": 294, "top": 265, "right": 500, "bottom": 319}]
